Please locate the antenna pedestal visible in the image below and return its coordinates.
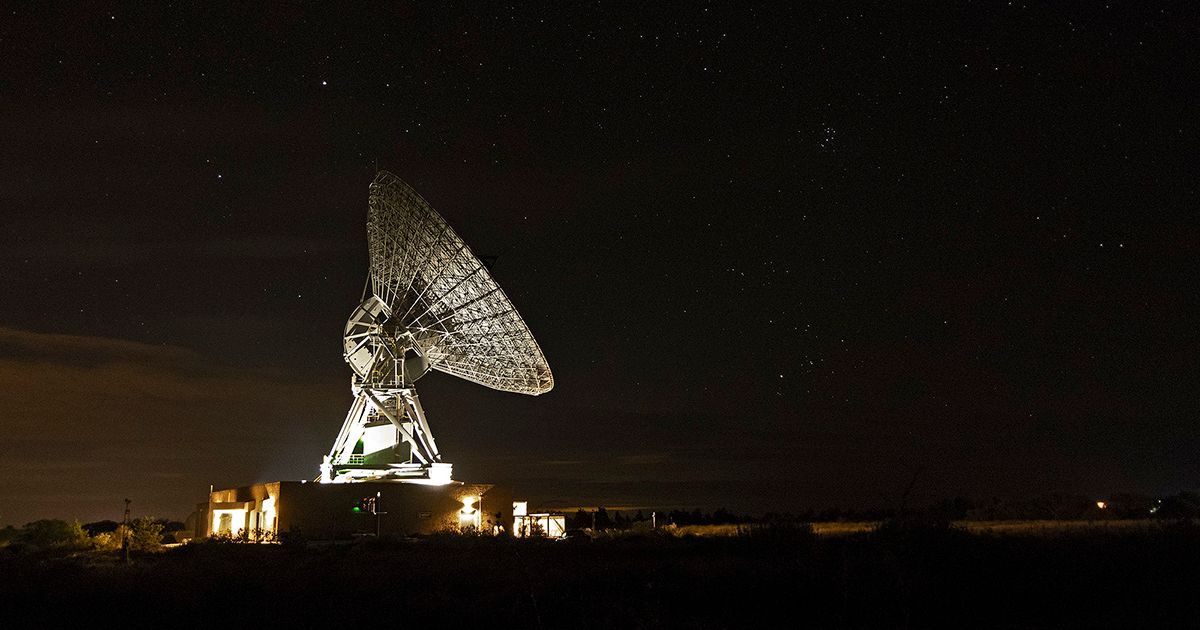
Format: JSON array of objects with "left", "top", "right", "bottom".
[{"left": 319, "top": 384, "right": 452, "bottom": 485}]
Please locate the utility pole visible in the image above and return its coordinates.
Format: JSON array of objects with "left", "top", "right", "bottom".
[
  {"left": 374, "top": 491, "right": 383, "bottom": 537},
  {"left": 122, "top": 498, "right": 131, "bottom": 563}
]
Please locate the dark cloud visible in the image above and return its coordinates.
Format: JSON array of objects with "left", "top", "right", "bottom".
[
  {"left": 0, "top": 235, "right": 353, "bottom": 264},
  {"left": 0, "top": 326, "right": 342, "bottom": 523}
]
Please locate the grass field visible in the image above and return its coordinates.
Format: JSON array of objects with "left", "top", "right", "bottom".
[
  {"left": 669, "top": 518, "right": 1158, "bottom": 538},
  {"left": 2, "top": 520, "right": 1197, "bottom": 628}
]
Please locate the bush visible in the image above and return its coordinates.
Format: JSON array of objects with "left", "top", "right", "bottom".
[
  {"left": 91, "top": 525, "right": 130, "bottom": 551},
  {"left": 278, "top": 528, "right": 306, "bottom": 549},
  {"left": 17, "top": 520, "right": 90, "bottom": 551},
  {"left": 90, "top": 519, "right": 167, "bottom": 552},
  {"left": 199, "top": 527, "right": 278, "bottom": 545},
  {"left": 129, "top": 518, "right": 165, "bottom": 552},
  {"left": 0, "top": 525, "right": 18, "bottom": 548}
]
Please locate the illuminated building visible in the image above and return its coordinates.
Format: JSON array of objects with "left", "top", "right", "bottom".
[
  {"left": 199, "top": 482, "right": 512, "bottom": 539},
  {"left": 512, "top": 501, "right": 567, "bottom": 538}
]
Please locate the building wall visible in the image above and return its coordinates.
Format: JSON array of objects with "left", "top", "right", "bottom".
[
  {"left": 473, "top": 483, "right": 514, "bottom": 536},
  {"left": 200, "top": 480, "right": 512, "bottom": 540},
  {"left": 201, "top": 482, "right": 280, "bottom": 538}
]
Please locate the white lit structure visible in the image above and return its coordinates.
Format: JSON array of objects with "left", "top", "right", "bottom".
[
  {"left": 512, "top": 502, "right": 567, "bottom": 538},
  {"left": 459, "top": 495, "right": 482, "bottom": 530},
  {"left": 321, "top": 171, "right": 554, "bottom": 484},
  {"left": 209, "top": 494, "right": 276, "bottom": 539}
]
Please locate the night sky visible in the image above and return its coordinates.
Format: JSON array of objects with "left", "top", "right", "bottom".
[{"left": 1, "top": 3, "right": 1197, "bottom": 524}]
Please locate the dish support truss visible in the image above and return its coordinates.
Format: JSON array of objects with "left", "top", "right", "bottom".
[{"left": 319, "top": 385, "right": 452, "bottom": 485}]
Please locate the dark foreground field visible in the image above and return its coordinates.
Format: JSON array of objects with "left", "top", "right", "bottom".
[{"left": 4, "top": 522, "right": 1200, "bottom": 629}]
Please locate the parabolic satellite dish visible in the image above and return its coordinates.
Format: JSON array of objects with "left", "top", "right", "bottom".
[{"left": 320, "top": 171, "right": 552, "bottom": 484}]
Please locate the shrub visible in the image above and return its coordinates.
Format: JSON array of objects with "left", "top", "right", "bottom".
[
  {"left": 129, "top": 517, "right": 165, "bottom": 552},
  {"left": 18, "top": 519, "right": 90, "bottom": 551},
  {"left": 278, "top": 528, "right": 306, "bottom": 549},
  {"left": 91, "top": 525, "right": 131, "bottom": 551},
  {"left": 0, "top": 525, "right": 18, "bottom": 548}
]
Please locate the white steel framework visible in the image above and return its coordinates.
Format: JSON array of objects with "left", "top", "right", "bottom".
[{"left": 320, "top": 171, "right": 553, "bottom": 484}]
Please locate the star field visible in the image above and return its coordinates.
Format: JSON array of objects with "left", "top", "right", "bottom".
[{"left": 0, "top": 3, "right": 1196, "bottom": 521}]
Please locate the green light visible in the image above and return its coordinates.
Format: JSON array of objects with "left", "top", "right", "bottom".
[{"left": 352, "top": 506, "right": 361, "bottom": 513}]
